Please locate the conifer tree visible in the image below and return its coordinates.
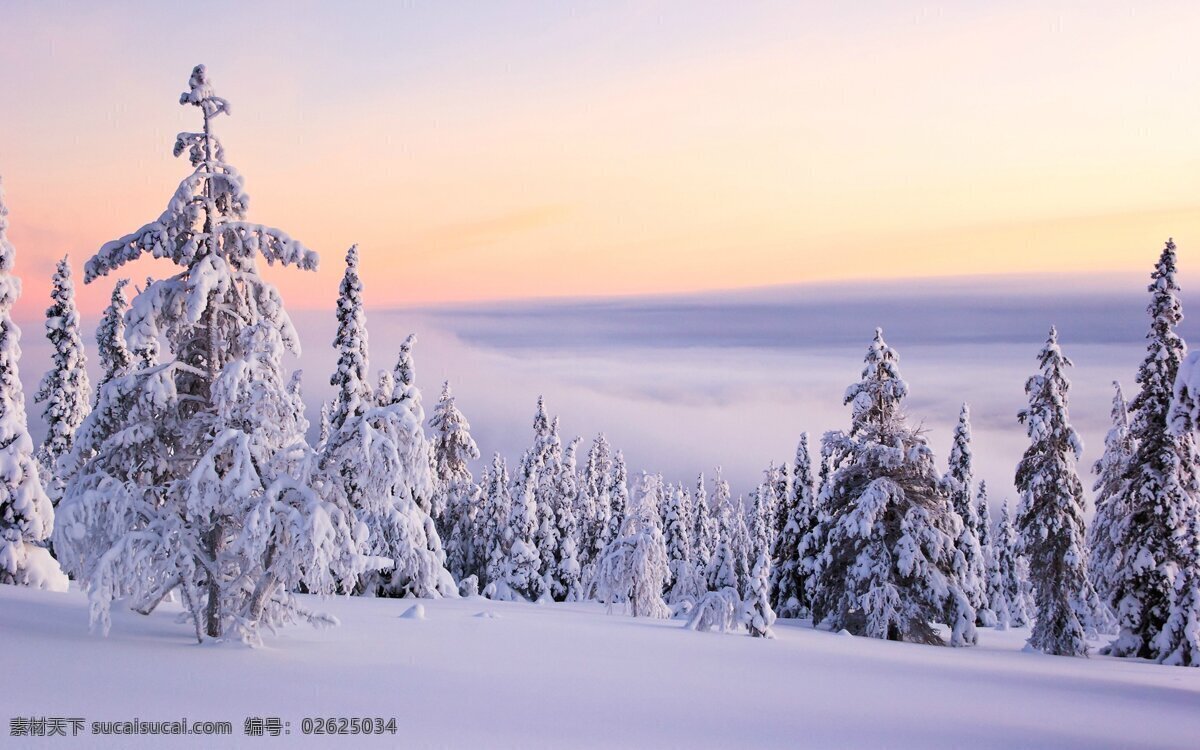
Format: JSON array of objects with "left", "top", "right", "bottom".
[
  {"left": 553, "top": 436, "right": 583, "bottom": 601},
  {"left": 1090, "top": 382, "right": 1135, "bottom": 606},
  {"left": 772, "top": 433, "right": 817, "bottom": 618},
  {"left": 706, "top": 497, "right": 738, "bottom": 593},
  {"left": 691, "top": 472, "right": 716, "bottom": 576},
  {"left": 0, "top": 177, "right": 66, "bottom": 591},
  {"left": 533, "top": 409, "right": 564, "bottom": 597},
  {"left": 577, "top": 433, "right": 613, "bottom": 578},
  {"left": 505, "top": 447, "right": 544, "bottom": 601},
  {"left": 811, "top": 329, "right": 976, "bottom": 646},
  {"left": 664, "top": 480, "right": 701, "bottom": 604},
  {"left": 54, "top": 67, "right": 362, "bottom": 640},
  {"left": 1109, "top": 240, "right": 1200, "bottom": 659},
  {"left": 976, "top": 482, "right": 992, "bottom": 554},
  {"left": 945, "top": 403, "right": 991, "bottom": 625},
  {"left": 744, "top": 551, "right": 777, "bottom": 638},
  {"left": 603, "top": 449, "right": 629, "bottom": 550},
  {"left": 479, "top": 453, "right": 513, "bottom": 595},
  {"left": 1015, "top": 327, "right": 1093, "bottom": 656},
  {"left": 991, "top": 500, "right": 1030, "bottom": 628},
  {"left": 591, "top": 475, "right": 670, "bottom": 618},
  {"left": 328, "top": 245, "right": 371, "bottom": 434},
  {"left": 1148, "top": 353, "right": 1200, "bottom": 665},
  {"left": 430, "top": 380, "right": 481, "bottom": 583},
  {"left": 34, "top": 256, "right": 92, "bottom": 506},
  {"left": 93, "top": 278, "right": 133, "bottom": 403},
  {"left": 752, "top": 468, "right": 778, "bottom": 562}
]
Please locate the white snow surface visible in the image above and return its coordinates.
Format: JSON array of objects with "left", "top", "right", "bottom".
[{"left": 2, "top": 584, "right": 1198, "bottom": 749}]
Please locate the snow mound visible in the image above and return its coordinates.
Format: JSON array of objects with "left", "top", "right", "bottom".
[
  {"left": 19, "top": 546, "right": 69, "bottom": 592},
  {"left": 474, "top": 610, "right": 500, "bottom": 619},
  {"left": 400, "top": 604, "right": 426, "bottom": 620}
]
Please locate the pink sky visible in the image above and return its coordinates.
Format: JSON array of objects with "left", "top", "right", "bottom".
[{"left": 2, "top": 1, "right": 1199, "bottom": 318}]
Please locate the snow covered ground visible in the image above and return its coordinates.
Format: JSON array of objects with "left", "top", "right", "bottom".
[{"left": 3, "top": 585, "right": 1199, "bottom": 749}]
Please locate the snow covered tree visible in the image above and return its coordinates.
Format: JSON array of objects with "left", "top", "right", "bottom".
[
  {"left": 54, "top": 66, "right": 363, "bottom": 640},
  {"left": 1109, "top": 240, "right": 1200, "bottom": 660},
  {"left": 429, "top": 380, "right": 481, "bottom": 582},
  {"left": 744, "top": 551, "right": 777, "bottom": 638},
  {"left": 532, "top": 408, "right": 564, "bottom": 597},
  {"left": 1015, "top": 327, "right": 1093, "bottom": 656},
  {"left": 34, "top": 256, "right": 92, "bottom": 506},
  {"left": 1090, "top": 382, "right": 1135, "bottom": 606},
  {"left": 810, "top": 329, "right": 976, "bottom": 646},
  {"left": 590, "top": 475, "right": 671, "bottom": 618},
  {"left": 728, "top": 499, "right": 754, "bottom": 597},
  {"left": 664, "top": 480, "right": 702, "bottom": 604},
  {"left": 602, "top": 449, "right": 629, "bottom": 551},
  {"left": 990, "top": 500, "right": 1030, "bottom": 628},
  {"left": 945, "top": 403, "right": 991, "bottom": 626},
  {"left": 328, "top": 245, "right": 372, "bottom": 434},
  {"left": 976, "top": 482, "right": 992, "bottom": 552},
  {"left": 772, "top": 433, "right": 817, "bottom": 618},
  {"left": 684, "top": 588, "right": 741, "bottom": 633},
  {"left": 0, "top": 177, "right": 67, "bottom": 592},
  {"left": 552, "top": 436, "right": 583, "bottom": 601},
  {"left": 478, "top": 453, "right": 513, "bottom": 595},
  {"left": 691, "top": 472, "right": 716, "bottom": 576},
  {"left": 360, "top": 334, "right": 456, "bottom": 599},
  {"left": 1147, "top": 352, "right": 1200, "bottom": 665},
  {"left": 751, "top": 468, "right": 777, "bottom": 563},
  {"left": 93, "top": 278, "right": 133, "bottom": 403},
  {"left": 504, "top": 447, "right": 544, "bottom": 601},
  {"left": 577, "top": 433, "right": 612, "bottom": 577},
  {"left": 706, "top": 498, "right": 741, "bottom": 595}
]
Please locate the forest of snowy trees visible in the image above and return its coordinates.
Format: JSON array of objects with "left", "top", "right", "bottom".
[{"left": 0, "top": 66, "right": 1198, "bottom": 666}]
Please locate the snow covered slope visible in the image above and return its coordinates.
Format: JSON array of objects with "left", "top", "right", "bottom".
[{"left": 3, "top": 585, "right": 1198, "bottom": 749}]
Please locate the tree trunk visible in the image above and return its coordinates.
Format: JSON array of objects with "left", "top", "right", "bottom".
[{"left": 204, "top": 521, "right": 224, "bottom": 638}]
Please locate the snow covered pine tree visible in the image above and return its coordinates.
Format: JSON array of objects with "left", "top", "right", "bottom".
[
  {"left": 1150, "top": 347, "right": 1200, "bottom": 665},
  {"left": 1014, "top": 327, "right": 1094, "bottom": 656},
  {"left": 771, "top": 433, "right": 817, "bottom": 618},
  {"left": 990, "top": 499, "right": 1030, "bottom": 629},
  {"left": 34, "top": 256, "right": 92, "bottom": 507},
  {"left": 93, "top": 278, "right": 134, "bottom": 401},
  {"left": 318, "top": 251, "right": 454, "bottom": 601},
  {"left": 945, "top": 403, "right": 992, "bottom": 626},
  {"left": 1089, "top": 382, "right": 1135, "bottom": 608},
  {"left": 590, "top": 474, "right": 671, "bottom": 618},
  {"left": 810, "top": 329, "right": 977, "bottom": 646},
  {"left": 0, "top": 177, "right": 67, "bottom": 592},
  {"left": 1109, "top": 240, "right": 1200, "bottom": 661},
  {"left": 54, "top": 66, "right": 364, "bottom": 642},
  {"left": 430, "top": 381, "right": 482, "bottom": 586}
]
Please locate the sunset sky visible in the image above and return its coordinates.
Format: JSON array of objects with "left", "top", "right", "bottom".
[{"left": 2, "top": 1, "right": 1200, "bottom": 317}]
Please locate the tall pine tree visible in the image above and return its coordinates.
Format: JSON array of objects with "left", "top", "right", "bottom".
[
  {"left": 1110, "top": 240, "right": 1200, "bottom": 659},
  {"left": 34, "top": 256, "right": 92, "bottom": 506},
  {"left": 1015, "top": 327, "right": 1092, "bottom": 656},
  {"left": 328, "top": 244, "right": 372, "bottom": 434}
]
